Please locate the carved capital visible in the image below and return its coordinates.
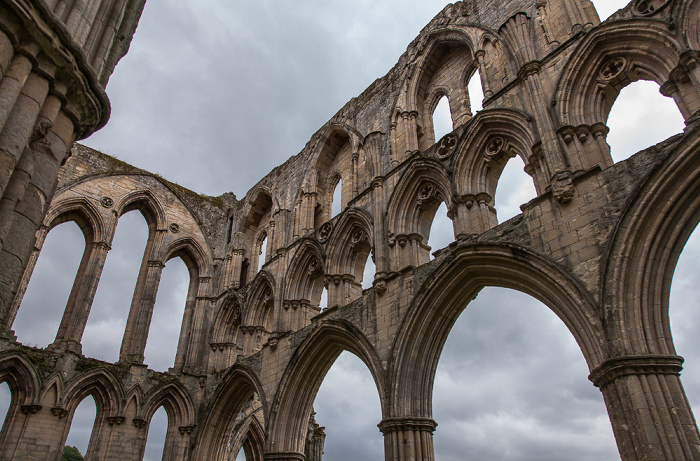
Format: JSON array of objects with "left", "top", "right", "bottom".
[
  {"left": 589, "top": 355, "right": 684, "bottom": 389},
  {"left": 51, "top": 407, "right": 67, "bottom": 418},
  {"left": 107, "top": 416, "right": 125, "bottom": 425},
  {"left": 377, "top": 417, "right": 438, "bottom": 434},
  {"left": 20, "top": 404, "right": 41, "bottom": 415},
  {"left": 133, "top": 418, "right": 147, "bottom": 429},
  {"left": 179, "top": 425, "right": 195, "bottom": 435}
]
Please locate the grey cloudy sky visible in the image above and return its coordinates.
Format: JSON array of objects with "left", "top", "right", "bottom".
[{"left": 3, "top": 1, "right": 698, "bottom": 460}]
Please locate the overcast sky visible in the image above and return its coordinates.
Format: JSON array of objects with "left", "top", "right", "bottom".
[{"left": 2, "top": 1, "right": 698, "bottom": 460}]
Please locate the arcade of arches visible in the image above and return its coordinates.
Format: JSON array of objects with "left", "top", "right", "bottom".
[{"left": 1, "top": 0, "right": 700, "bottom": 460}]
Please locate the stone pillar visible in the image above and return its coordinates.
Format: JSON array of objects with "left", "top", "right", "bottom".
[
  {"left": 589, "top": 355, "right": 700, "bottom": 460},
  {"left": 473, "top": 50, "right": 493, "bottom": 100},
  {"left": 379, "top": 417, "right": 437, "bottom": 461},
  {"left": 120, "top": 239, "right": 165, "bottom": 363},
  {"left": 174, "top": 273, "right": 198, "bottom": 371},
  {"left": 371, "top": 177, "right": 388, "bottom": 276},
  {"left": 51, "top": 240, "right": 111, "bottom": 353},
  {"left": 103, "top": 416, "right": 145, "bottom": 460}
]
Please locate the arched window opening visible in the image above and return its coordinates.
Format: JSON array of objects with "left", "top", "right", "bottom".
[
  {"left": 83, "top": 210, "right": 148, "bottom": 363},
  {"left": 240, "top": 258, "right": 249, "bottom": 287},
  {"left": 235, "top": 449, "right": 247, "bottom": 461},
  {"left": 433, "top": 95, "right": 453, "bottom": 141},
  {"left": 361, "top": 252, "right": 375, "bottom": 291},
  {"left": 143, "top": 257, "right": 189, "bottom": 372},
  {"left": 257, "top": 235, "right": 268, "bottom": 272},
  {"left": 143, "top": 406, "right": 168, "bottom": 461},
  {"left": 331, "top": 178, "right": 343, "bottom": 217},
  {"left": 606, "top": 80, "right": 685, "bottom": 164},
  {"left": 468, "top": 68, "right": 484, "bottom": 113},
  {"left": 313, "top": 351, "right": 383, "bottom": 459},
  {"left": 320, "top": 286, "right": 328, "bottom": 311},
  {"left": 0, "top": 382, "right": 9, "bottom": 431},
  {"left": 590, "top": 0, "right": 627, "bottom": 21},
  {"left": 65, "top": 395, "right": 97, "bottom": 457},
  {"left": 669, "top": 225, "right": 700, "bottom": 410},
  {"left": 427, "top": 202, "right": 453, "bottom": 260},
  {"left": 494, "top": 156, "right": 537, "bottom": 223},
  {"left": 14, "top": 221, "right": 84, "bottom": 348},
  {"left": 433, "top": 287, "right": 617, "bottom": 459}
]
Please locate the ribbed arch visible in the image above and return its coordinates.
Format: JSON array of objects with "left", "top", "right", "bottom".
[
  {"left": 142, "top": 382, "right": 194, "bottom": 427},
  {"left": 60, "top": 369, "right": 123, "bottom": 417},
  {"left": 115, "top": 189, "right": 166, "bottom": 229},
  {"left": 45, "top": 198, "right": 105, "bottom": 244},
  {"left": 452, "top": 108, "right": 543, "bottom": 198},
  {"left": 325, "top": 208, "right": 374, "bottom": 277},
  {"left": 194, "top": 365, "right": 267, "bottom": 461},
  {"left": 161, "top": 237, "right": 209, "bottom": 279},
  {"left": 677, "top": 0, "right": 700, "bottom": 50},
  {"left": 555, "top": 20, "right": 695, "bottom": 139},
  {"left": 212, "top": 292, "right": 244, "bottom": 345},
  {"left": 244, "top": 271, "right": 274, "bottom": 331},
  {"left": 266, "top": 321, "right": 385, "bottom": 456},
  {"left": 602, "top": 129, "right": 700, "bottom": 356},
  {"left": 0, "top": 354, "right": 39, "bottom": 407},
  {"left": 388, "top": 243, "right": 605, "bottom": 418},
  {"left": 285, "top": 239, "right": 326, "bottom": 306}
]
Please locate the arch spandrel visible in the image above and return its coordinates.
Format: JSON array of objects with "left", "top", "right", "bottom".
[
  {"left": 141, "top": 381, "right": 195, "bottom": 427},
  {"left": 388, "top": 243, "right": 606, "bottom": 418},
  {"left": 265, "top": 320, "right": 385, "bottom": 456}
]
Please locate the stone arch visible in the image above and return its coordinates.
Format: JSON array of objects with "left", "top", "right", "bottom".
[
  {"left": 142, "top": 381, "right": 195, "bottom": 429},
  {"left": 210, "top": 292, "right": 244, "bottom": 372},
  {"left": 194, "top": 365, "right": 267, "bottom": 461},
  {"left": 324, "top": 209, "right": 374, "bottom": 307},
  {"left": 60, "top": 369, "right": 123, "bottom": 417},
  {"left": 602, "top": 130, "right": 700, "bottom": 358},
  {"left": 285, "top": 239, "right": 326, "bottom": 306},
  {"left": 160, "top": 237, "right": 209, "bottom": 278},
  {"left": 115, "top": 189, "right": 167, "bottom": 229},
  {"left": 451, "top": 109, "right": 542, "bottom": 235},
  {"left": 309, "top": 123, "right": 363, "bottom": 226},
  {"left": 554, "top": 21, "right": 697, "bottom": 170},
  {"left": 677, "top": 0, "right": 700, "bottom": 50},
  {"left": 407, "top": 28, "right": 478, "bottom": 150},
  {"left": 386, "top": 159, "right": 454, "bottom": 270},
  {"left": 44, "top": 197, "right": 106, "bottom": 244},
  {"left": 266, "top": 320, "right": 385, "bottom": 457},
  {"left": 238, "top": 185, "right": 275, "bottom": 283},
  {"left": 242, "top": 272, "right": 274, "bottom": 355},
  {"left": 389, "top": 243, "right": 605, "bottom": 420},
  {"left": 239, "top": 413, "right": 265, "bottom": 461},
  {"left": 0, "top": 353, "right": 39, "bottom": 407}
]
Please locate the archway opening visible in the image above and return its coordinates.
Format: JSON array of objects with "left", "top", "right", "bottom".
[
  {"left": 320, "top": 286, "right": 328, "bottom": 311},
  {"left": 83, "top": 210, "right": 148, "bottom": 362},
  {"left": 313, "top": 351, "right": 383, "bottom": 459},
  {"left": 257, "top": 234, "right": 268, "bottom": 272},
  {"left": 495, "top": 156, "right": 537, "bottom": 223},
  {"left": 0, "top": 382, "right": 9, "bottom": 432},
  {"left": 144, "top": 406, "right": 168, "bottom": 461},
  {"left": 332, "top": 178, "right": 343, "bottom": 217},
  {"left": 65, "top": 395, "right": 97, "bottom": 457},
  {"left": 433, "top": 95, "right": 453, "bottom": 141},
  {"left": 361, "top": 252, "right": 375, "bottom": 290},
  {"left": 433, "top": 287, "right": 618, "bottom": 460},
  {"left": 669, "top": 225, "right": 700, "bottom": 410},
  {"left": 143, "top": 256, "right": 189, "bottom": 372},
  {"left": 468, "top": 69, "right": 484, "bottom": 113},
  {"left": 235, "top": 449, "right": 247, "bottom": 461},
  {"left": 427, "top": 202, "right": 453, "bottom": 259},
  {"left": 606, "top": 80, "right": 685, "bottom": 164},
  {"left": 13, "top": 221, "right": 84, "bottom": 348}
]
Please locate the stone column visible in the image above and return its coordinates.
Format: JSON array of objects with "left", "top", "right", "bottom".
[
  {"left": 371, "top": 176, "right": 388, "bottom": 276},
  {"left": 51, "top": 240, "right": 111, "bottom": 353},
  {"left": 379, "top": 417, "right": 438, "bottom": 461},
  {"left": 473, "top": 50, "right": 493, "bottom": 100},
  {"left": 174, "top": 273, "right": 198, "bottom": 371},
  {"left": 589, "top": 355, "right": 700, "bottom": 460}
]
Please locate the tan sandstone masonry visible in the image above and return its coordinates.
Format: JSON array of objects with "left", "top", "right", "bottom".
[{"left": 2, "top": 0, "right": 700, "bottom": 460}]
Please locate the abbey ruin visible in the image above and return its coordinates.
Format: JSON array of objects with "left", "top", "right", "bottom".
[{"left": 0, "top": 0, "right": 699, "bottom": 459}]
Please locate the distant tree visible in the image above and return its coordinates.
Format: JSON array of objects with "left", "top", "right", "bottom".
[{"left": 61, "top": 446, "right": 84, "bottom": 461}]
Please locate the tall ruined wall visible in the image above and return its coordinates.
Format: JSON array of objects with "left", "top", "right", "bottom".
[{"left": 1, "top": 0, "right": 700, "bottom": 460}]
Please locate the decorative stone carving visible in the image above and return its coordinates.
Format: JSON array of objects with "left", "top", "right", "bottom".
[
  {"left": 51, "top": 407, "right": 67, "bottom": 418},
  {"left": 485, "top": 136, "right": 505, "bottom": 157},
  {"left": 317, "top": 221, "right": 332, "bottom": 243},
  {"left": 633, "top": 0, "right": 670, "bottom": 16},
  {"left": 374, "top": 279, "right": 387, "bottom": 296},
  {"left": 169, "top": 223, "right": 180, "bottom": 233},
  {"left": 436, "top": 134, "right": 457, "bottom": 159},
  {"left": 600, "top": 57, "right": 627, "bottom": 81},
  {"left": 100, "top": 196, "right": 114, "bottom": 208},
  {"left": 351, "top": 226, "right": 367, "bottom": 244}
]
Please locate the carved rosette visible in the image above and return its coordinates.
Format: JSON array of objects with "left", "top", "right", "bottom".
[
  {"left": 100, "top": 196, "right": 114, "bottom": 208},
  {"left": 317, "top": 222, "right": 332, "bottom": 243},
  {"left": 417, "top": 181, "right": 442, "bottom": 206},
  {"left": 350, "top": 226, "right": 368, "bottom": 247},
  {"left": 307, "top": 258, "right": 324, "bottom": 278},
  {"left": 169, "top": 223, "right": 180, "bottom": 233}
]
